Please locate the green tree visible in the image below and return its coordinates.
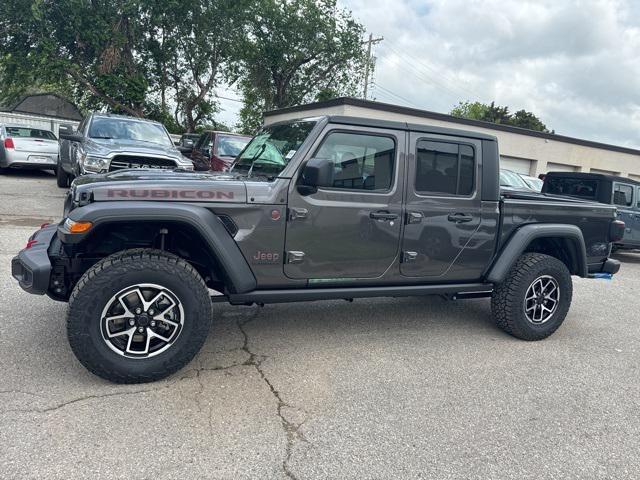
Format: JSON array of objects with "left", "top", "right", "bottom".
[
  {"left": 235, "top": 0, "right": 368, "bottom": 133},
  {"left": 0, "top": 0, "right": 242, "bottom": 131},
  {"left": 1, "top": 0, "right": 149, "bottom": 115},
  {"left": 143, "top": 0, "right": 248, "bottom": 132},
  {"left": 451, "top": 100, "right": 551, "bottom": 133}
]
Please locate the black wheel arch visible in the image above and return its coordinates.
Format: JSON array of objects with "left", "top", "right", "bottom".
[
  {"left": 486, "top": 223, "right": 588, "bottom": 283},
  {"left": 58, "top": 201, "right": 257, "bottom": 294}
]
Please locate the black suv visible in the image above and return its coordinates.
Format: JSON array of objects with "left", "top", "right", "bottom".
[
  {"left": 13, "top": 116, "right": 623, "bottom": 383},
  {"left": 56, "top": 112, "right": 194, "bottom": 187},
  {"left": 543, "top": 172, "right": 640, "bottom": 250}
]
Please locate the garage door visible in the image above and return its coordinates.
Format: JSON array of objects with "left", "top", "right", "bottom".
[
  {"left": 546, "top": 162, "right": 579, "bottom": 173},
  {"left": 500, "top": 156, "right": 532, "bottom": 174},
  {"left": 590, "top": 168, "right": 619, "bottom": 176}
]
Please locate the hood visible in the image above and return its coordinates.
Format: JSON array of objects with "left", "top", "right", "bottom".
[
  {"left": 85, "top": 138, "right": 189, "bottom": 163},
  {"left": 71, "top": 169, "right": 247, "bottom": 204}
]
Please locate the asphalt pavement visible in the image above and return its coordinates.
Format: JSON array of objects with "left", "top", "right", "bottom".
[{"left": 1, "top": 169, "right": 639, "bottom": 479}]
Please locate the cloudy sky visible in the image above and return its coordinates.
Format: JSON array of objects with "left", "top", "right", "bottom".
[{"left": 218, "top": 0, "right": 640, "bottom": 148}]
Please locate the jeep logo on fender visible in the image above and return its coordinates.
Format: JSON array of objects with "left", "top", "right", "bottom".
[{"left": 105, "top": 189, "right": 235, "bottom": 200}]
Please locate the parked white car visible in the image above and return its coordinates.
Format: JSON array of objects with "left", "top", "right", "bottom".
[{"left": 0, "top": 124, "right": 59, "bottom": 172}]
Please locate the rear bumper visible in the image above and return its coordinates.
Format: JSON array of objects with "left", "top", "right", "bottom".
[
  {"left": 2, "top": 151, "right": 58, "bottom": 168},
  {"left": 588, "top": 257, "right": 621, "bottom": 277},
  {"left": 11, "top": 224, "right": 58, "bottom": 295}
]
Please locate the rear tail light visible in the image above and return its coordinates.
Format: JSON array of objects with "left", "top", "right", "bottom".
[
  {"left": 4, "top": 138, "right": 15, "bottom": 149},
  {"left": 609, "top": 219, "right": 625, "bottom": 243}
]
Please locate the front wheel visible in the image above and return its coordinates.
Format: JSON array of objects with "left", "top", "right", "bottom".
[
  {"left": 491, "top": 253, "right": 573, "bottom": 340},
  {"left": 67, "top": 249, "right": 212, "bottom": 383},
  {"left": 56, "top": 164, "right": 71, "bottom": 188}
]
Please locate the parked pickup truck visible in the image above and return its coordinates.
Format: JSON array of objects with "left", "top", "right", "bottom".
[
  {"left": 12, "top": 116, "right": 624, "bottom": 383},
  {"left": 56, "top": 112, "right": 193, "bottom": 188}
]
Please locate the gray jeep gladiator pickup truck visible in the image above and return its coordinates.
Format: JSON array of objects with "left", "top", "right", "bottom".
[{"left": 12, "top": 116, "right": 624, "bottom": 383}]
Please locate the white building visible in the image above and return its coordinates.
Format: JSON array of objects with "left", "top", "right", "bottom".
[
  {"left": 0, "top": 93, "right": 82, "bottom": 136},
  {"left": 264, "top": 97, "right": 640, "bottom": 181}
]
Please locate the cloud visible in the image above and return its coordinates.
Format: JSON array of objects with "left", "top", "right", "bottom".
[{"left": 340, "top": 0, "right": 640, "bottom": 148}]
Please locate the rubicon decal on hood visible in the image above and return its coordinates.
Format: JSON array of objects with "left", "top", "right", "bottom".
[
  {"left": 90, "top": 183, "right": 247, "bottom": 202},
  {"left": 107, "top": 189, "right": 234, "bottom": 200}
]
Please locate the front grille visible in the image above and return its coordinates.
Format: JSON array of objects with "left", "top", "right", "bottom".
[{"left": 109, "top": 155, "right": 177, "bottom": 172}]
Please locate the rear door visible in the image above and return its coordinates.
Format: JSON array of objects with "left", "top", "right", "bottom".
[
  {"left": 401, "top": 132, "right": 494, "bottom": 281},
  {"left": 284, "top": 125, "right": 405, "bottom": 280},
  {"left": 613, "top": 182, "right": 636, "bottom": 245}
]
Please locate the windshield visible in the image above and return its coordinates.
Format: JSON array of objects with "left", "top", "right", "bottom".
[
  {"left": 500, "top": 170, "right": 530, "bottom": 189},
  {"left": 232, "top": 121, "right": 316, "bottom": 177},
  {"left": 216, "top": 135, "right": 251, "bottom": 158},
  {"left": 6, "top": 127, "right": 56, "bottom": 140},
  {"left": 88, "top": 117, "right": 173, "bottom": 147}
]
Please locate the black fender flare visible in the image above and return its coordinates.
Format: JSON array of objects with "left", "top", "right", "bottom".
[
  {"left": 485, "top": 223, "right": 588, "bottom": 283},
  {"left": 60, "top": 201, "right": 257, "bottom": 294}
]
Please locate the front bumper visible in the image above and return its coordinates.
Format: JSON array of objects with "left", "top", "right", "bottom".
[{"left": 11, "top": 224, "right": 58, "bottom": 295}]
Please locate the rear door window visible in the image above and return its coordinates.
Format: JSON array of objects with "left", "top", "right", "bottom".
[
  {"left": 613, "top": 183, "right": 634, "bottom": 207},
  {"left": 415, "top": 140, "right": 475, "bottom": 196}
]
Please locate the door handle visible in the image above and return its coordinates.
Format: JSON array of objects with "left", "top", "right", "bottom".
[
  {"left": 370, "top": 211, "right": 398, "bottom": 221},
  {"left": 447, "top": 213, "right": 474, "bottom": 223}
]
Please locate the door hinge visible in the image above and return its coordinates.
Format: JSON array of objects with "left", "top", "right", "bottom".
[
  {"left": 403, "top": 251, "right": 418, "bottom": 263},
  {"left": 286, "top": 251, "right": 305, "bottom": 264},
  {"left": 406, "top": 211, "right": 423, "bottom": 224},
  {"left": 288, "top": 208, "right": 308, "bottom": 221}
]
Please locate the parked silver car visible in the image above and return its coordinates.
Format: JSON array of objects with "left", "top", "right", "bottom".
[{"left": 0, "top": 124, "right": 59, "bottom": 172}]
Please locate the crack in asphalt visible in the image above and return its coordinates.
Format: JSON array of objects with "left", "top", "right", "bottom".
[
  {"left": 0, "top": 372, "right": 197, "bottom": 416},
  {"left": 236, "top": 311, "right": 311, "bottom": 480},
  {"left": 2, "top": 309, "right": 312, "bottom": 479}
]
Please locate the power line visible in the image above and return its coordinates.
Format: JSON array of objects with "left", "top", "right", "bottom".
[{"left": 374, "top": 84, "right": 421, "bottom": 108}]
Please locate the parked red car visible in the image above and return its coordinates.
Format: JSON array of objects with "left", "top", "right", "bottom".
[{"left": 191, "top": 131, "right": 251, "bottom": 171}]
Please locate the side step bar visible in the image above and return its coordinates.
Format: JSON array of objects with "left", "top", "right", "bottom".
[{"left": 221, "top": 283, "right": 494, "bottom": 305}]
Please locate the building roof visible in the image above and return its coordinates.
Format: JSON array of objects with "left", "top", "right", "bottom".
[
  {"left": 265, "top": 97, "right": 640, "bottom": 157},
  {"left": 0, "top": 93, "right": 83, "bottom": 121}
]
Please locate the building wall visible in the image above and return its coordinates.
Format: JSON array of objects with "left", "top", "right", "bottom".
[
  {"left": 265, "top": 105, "right": 640, "bottom": 178},
  {"left": 0, "top": 112, "right": 80, "bottom": 137}
]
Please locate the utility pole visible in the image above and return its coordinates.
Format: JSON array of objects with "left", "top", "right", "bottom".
[{"left": 363, "top": 33, "right": 383, "bottom": 100}]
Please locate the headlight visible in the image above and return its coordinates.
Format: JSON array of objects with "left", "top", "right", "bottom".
[{"left": 83, "top": 156, "right": 109, "bottom": 173}]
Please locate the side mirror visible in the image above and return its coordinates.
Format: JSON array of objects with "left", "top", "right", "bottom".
[
  {"left": 59, "top": 133, "right": 84, "bottom": 143},
  {"left": 174, "top": 141, "right": 180, "bottom": 146},
  {"left": 298, "top": 158, "right": 334, "bottom": 195}
]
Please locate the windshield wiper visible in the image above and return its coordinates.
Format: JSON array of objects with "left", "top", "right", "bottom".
[
  {"left": 91, "top": 136, "right": 113, "bottom": 139},
  {"left": 246, "top": 143, "right": 267, "bottom": 178}
]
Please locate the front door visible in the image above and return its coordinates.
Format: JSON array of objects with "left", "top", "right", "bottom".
[
  {"left": 401, "top": 132, "right": 494, "bottom": 280},
  {"left": 634, "top": 187, "right": 640, "bottom": 244},
  {"left": 613, "top": 182, "right": 636, "bottom": 245},
  {"left": 284, "top": 127, "right": 405, "bottom": 280}
]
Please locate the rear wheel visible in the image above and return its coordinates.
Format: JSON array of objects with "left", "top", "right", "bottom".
[
  {"left": 67, "top": 249, "right": 212, "bottom": 383},
  {"left": 56, "top": 164, "right": 71, "bottom": 188},
  {"left": 491, "top": 253, "right": 572, "bottom": 340}
]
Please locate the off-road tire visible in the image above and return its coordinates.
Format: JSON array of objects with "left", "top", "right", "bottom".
[
  {"left": 56, "top": 164, "right": 70, "bottom": 188},
  {"left": 67, "top": 249, "right": 212, "bottom": 383},
  {"left": 491, "top": 253, "right": 572, "bottom": 341}
]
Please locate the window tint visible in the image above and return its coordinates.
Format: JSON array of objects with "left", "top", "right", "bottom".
[
  {"left": 415, "top": 141, "right": 475, "bottom": 195},
  {"left": 613, "top": 183, "right": 634, "bottom": 207},
  {"left": 544, "top": 177, "right": 598, "bottom": 200},
  {"left": 637, "top": 187, "right": 640, "bottom": 209},
  {"left": 314, "top": 132, "right": 395, "bottom": 191}
]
